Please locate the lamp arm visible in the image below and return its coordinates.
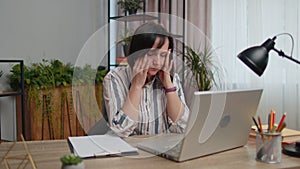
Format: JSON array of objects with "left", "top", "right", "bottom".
[{"left": 272, "top": 48, "right": 300, "bottom": 65}]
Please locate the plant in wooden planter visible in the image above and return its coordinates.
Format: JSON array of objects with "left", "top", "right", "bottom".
[
  {"left": 72, "top": 65, "right": 108, "bottom": 133},
  {"left": 9, "top": 59, "right": 74, "bottom": 140},
  {"left": 8, "top": 59, "right": 108, "bottom": 140}
]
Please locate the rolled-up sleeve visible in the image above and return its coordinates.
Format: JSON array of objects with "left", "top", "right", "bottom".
[
  {"left": 168, "top": 74, "right": 190, "bottom": 133},
  {"left": 103, "top": 71, "right": 137, "bottom": 137}
]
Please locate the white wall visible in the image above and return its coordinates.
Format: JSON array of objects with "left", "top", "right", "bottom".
[
  {"left": 0, "top": 0, "right": 107, "bottom": 141},
  {"left": 0, "top": 0, "right": 106, "bottom": 64},
  {"left": 212, "top": 0, "right": 300, "bottom": 130}
]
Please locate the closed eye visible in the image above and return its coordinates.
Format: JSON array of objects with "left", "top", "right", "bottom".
[
  {"left": 160, "top": 52, "right": 168, "bottom": 57},
  {"left": 147, "top": 49, "right": 156, "bottom": 56}
]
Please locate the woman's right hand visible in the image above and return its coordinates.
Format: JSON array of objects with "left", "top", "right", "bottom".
[{"left": 131, "top": 55, "right": 149, "bottom": 89}]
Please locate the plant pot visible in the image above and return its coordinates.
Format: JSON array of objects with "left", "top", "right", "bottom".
[
  {"left": 22, "top": 84, "right": 104, "bottom": 140},
  {"left": 127, "top": 9, "right": 137, "bottom": 15},
  {"left": 123, "top": 44, "right": 129, "bottom": 56},
  {"left": 61, "top": 162, "right": 85, "bottom": 169}
]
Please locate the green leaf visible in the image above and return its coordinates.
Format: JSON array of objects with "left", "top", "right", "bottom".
[{"left": 181, "top": 45, "right": 219, "bottom": 91}]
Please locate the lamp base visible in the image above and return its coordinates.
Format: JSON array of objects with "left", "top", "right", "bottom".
[{"left": 282, "top": 141, "right": 300, "bottom": 157}]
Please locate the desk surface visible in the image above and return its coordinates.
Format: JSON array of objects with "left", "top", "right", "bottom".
[{"left": 0, "top": 137, "right": 300, "bottom": 169}]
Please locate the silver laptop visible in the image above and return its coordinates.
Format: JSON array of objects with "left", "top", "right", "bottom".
[{"left": 137, "top": 89, "right": 263, "bottom": 162}]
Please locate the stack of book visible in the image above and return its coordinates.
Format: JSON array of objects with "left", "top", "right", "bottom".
[
  {"left": 116, "top": 56, "right": 128, "bottom": 66},
  {"left": 250, "top": 125, "right": 300, "bottom": 145}
]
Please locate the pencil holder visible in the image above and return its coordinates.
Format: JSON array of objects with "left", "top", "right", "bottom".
[{"left": 255, "top": 131, "right": 282, "bottom": 163}]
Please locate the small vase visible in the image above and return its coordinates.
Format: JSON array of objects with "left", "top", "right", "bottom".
[
  {"left": 123, "top": 44, "right": 129, "bottom": 56},
  {"left": 61, "top": 162, "right": 85, "bottom": 169}
]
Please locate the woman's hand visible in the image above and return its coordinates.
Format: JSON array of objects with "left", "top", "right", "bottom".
[
  {"left": 131, "top": 55, "right": 149, "bottom": 89},
  {"left": 159, "top": 49, "right": 174, "bottom": 88}
]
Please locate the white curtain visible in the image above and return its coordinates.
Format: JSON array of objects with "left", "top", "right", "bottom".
[{"left": 212, "top": 0, "right": 300, "bottom": 130}]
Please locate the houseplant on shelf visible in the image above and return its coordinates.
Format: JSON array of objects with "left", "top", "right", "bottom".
[
  {"left": 115, "top": 29, "right": 134, "bottom": 65},
  {"left": 117, "top": 0, "right": 143, "bottom": 15},
  {"left": 118, "top": 29, "right": 134, "bottom": 56},
  {"left": 60, "top": 153, "right": 84, "bottom": 169}
]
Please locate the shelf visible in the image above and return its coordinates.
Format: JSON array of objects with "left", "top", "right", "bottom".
[
  {"left": 0, "top": 59, "right": 25, "bottom": 141},
  {"left": 170, "top": 33, "right": 184, "bottom": 39},
  {"left": 110, "top": 14, "right": 159, "bottom": 22},
  {"left": 0, "top": 91, "right": 23, "bottom": 97},
  {"left": 108, "top": 0, "right": 185, "bottom": 71}
]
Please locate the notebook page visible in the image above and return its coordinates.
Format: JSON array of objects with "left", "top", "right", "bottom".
[
  {"left": 68, "top": 135, "right": 138, "bottom": 158},
  {"left": 68, "top": 136, "right": 108, "bottom": 158},
  {"left": 89, "top": 135, "right": 138, "bottom": 154}
]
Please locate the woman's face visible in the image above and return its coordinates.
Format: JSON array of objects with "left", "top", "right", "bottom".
[{"left": 146, "top": 37, "right": 170, "bottom": 76}]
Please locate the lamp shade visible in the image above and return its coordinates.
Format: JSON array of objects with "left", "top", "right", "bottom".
[{"left": 237, "top": 38, "right": 276, "bottom": 76}]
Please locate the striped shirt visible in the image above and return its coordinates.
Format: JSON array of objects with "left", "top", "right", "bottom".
[{"left": 103, "top": 66, "right": 190, "bottom": 137}]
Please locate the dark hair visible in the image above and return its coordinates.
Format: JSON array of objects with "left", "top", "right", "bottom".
[{"left": 127, "top": 22, "right": 174, "bottom": 68}]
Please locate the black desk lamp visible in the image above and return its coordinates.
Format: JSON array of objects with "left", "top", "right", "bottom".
[
  {"left": 237, "top": 33, "right": 300, "bottom": 157},
  {"left": 237, "top": 34, "right": 300, "bottom": 76}
]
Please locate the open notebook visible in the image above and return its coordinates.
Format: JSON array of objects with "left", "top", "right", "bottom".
[{"left": 68, "top": 135, "right": 138, "bottom": 158}]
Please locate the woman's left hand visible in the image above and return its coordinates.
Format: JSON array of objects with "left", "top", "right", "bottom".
[{"left": 158, "top": 49, "right": 174, "bottom": 88}]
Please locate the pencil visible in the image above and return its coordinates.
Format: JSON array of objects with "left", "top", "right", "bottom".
[
  {"left": 258, "top": 116, "right": 263, "bottom": 133},
  {"left": 278, "top": 122, "right": 286, "bottom": 132},
  {"left": 252, "top": 117, "right": 260, "bottom": 132},
  {"left": 257, "top": 116, "right": 264, "bottom": 140},
  {"left": 270, "top": 109, "right": 275, "bottom": 132},
  {"left": 272, "top": 109, "right": 276, "bottom": 129},
  {"left": 276, "top": 112, "right": 287, "bottom": 132},
  {"left": 268, "top": 113, "right": 271, "bottom": 132},
  {"left": 268, "top": 112, "right": 273, "bottom": 132}
]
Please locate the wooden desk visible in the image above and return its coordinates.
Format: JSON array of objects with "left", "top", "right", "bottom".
[{"left": 0, "top": 137, "right": 300, "bottom": 169}]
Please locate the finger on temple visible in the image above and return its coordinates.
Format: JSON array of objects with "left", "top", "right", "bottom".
[
  {"left": 134, "top": 57, "right": 143, "bottom": 69},
  {"left": 169, "top": 59, "right": 173, "bottom": 70},
  {"left": 141, "top": 55, "right": 148, "bottom": 69}
]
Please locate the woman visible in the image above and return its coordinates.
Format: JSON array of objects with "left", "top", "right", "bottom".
[{"left": 103, "top": 22, "right": 189, "bottom": 137}]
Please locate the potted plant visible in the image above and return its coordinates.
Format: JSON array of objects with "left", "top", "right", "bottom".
[
  {"left": 182, "top": 45, "right": 220, "bottom": 91},
  {"left": 117, "top": 0, "right": 144, "bottom": 15},
  {"left": 8, "top": 59, "right": 108, "bottom": 140},
  {"left": 60, "top": 153, "right": 84, "bottom": 169},
  {"left": 118, "top": 29, "right": 134, "bottom": 56}
]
